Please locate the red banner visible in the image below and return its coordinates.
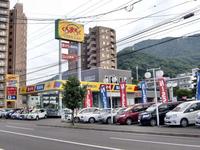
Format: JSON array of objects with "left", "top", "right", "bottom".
[
  {"left": 62, "top": 53, "right": 77, "bottom": 61},
  {"left": 119, "top": 82, "right": 127, "bottom": 107},
  {"left": 84, "top": 89, "right": 93, "bottom": 108},
  {"left": 61, "top": 42, "right": 70, "bottom": 48},
  {"left": 158, "top": 78, "right": 169, "bottom": 103}
]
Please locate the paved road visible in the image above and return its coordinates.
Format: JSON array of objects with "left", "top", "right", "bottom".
[{"left": 0, "top": 119, "right": 200, "bottom": 150}]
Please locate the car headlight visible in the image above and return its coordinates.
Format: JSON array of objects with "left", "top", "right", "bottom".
[
  {"left": 120, "top": 114, "right": 126, "bottom": 117},
  {"left": 142, "top": 114, "right": 151, "bottom": 118},
  {"left": 171, "top": 114, "right": 178, "bottom": 118}
]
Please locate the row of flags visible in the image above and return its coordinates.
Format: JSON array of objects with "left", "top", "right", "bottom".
[
  {"left": 84, "top": 82, "right": 127, "bottom": 108},
  {"left": 140, "top": 78, "right": 169, "bottom": 104},
  {"left": 84, "top": 73, "right": 200, "bottom": 108}
]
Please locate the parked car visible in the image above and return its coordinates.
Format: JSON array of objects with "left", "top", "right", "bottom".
[
  {"left": 195, "top": 112, "right": 200, "bottom": 127},
  {"left": 116, "top": 103, "right": 153, "bottom": 125},
  {"left": 100, "top": 107, "right": 127, "bottom": 124},
  {"left": 0, "top": 109, "right": 3, "bottom": 118},
  {"left": 61, "top": 108, "right": 72, "bottom": 122},
  {"left": 11, "top": 109, "right": 24, "bottom": 119},
  {"left": 74, "top": 107, "right": 99, "bottom": 123},
  {"left": 79, "top": 109, "right": 101, "bottom": 123},
  {"left": 26, "top": 109, "right": 47, "bottom": 120},
  {"left": 165, "top": 101, "right": 200, "bottom": 127},
  {"left": 138, "top": 102, "right": 181, "bottom": 126}
]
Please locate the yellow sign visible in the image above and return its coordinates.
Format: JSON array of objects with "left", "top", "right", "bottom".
[
  {"left": 55, "top": 19, "right": 84, "bottom": 42},
  {"left": 19, "top": 80, "right": 138, "bottom": 95},
  {"left": 6, "top": 74, "right": 19, "bottom": 87}
]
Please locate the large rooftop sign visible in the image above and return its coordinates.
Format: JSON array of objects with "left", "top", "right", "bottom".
[{"left": 55, "top": 19, "right": 84, "bottom": 42}]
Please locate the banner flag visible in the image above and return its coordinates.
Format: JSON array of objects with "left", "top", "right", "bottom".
[
  {"left": 140, "top": 81, "right": 147, "bottom": 103},
  {"left": 84, "top": 89, "right": 93, "bottom": 108},
  {"left": 158, "top": 78, "right": 169, "bottom": 103},
  {"left": 100, "top": 85, "right": 108, "bottom": 109},
  {"left": 196, "top": 72, "right": 200, "bottom": 100},
  {"left": 119, "top": 82, "right": 127, "bottom": 107}
]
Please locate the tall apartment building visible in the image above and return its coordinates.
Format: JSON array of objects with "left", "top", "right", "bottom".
[
  {"left": 83, "top": 26, "right": 117, "bottom": 70},
  {"left": 0, "top": 0, "right": 9, "bottom": 107},
  {"left": 68, "top": 26, "right": 117, "bottom": 76},
  {"left": 8, "top": 3, "right": 27, "bottom": 107}
]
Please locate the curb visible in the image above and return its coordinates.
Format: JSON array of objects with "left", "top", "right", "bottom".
[{"left": 37, "top": 124, "right": 200, "bottom": 138}]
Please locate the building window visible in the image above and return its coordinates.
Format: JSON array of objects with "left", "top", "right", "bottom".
[{"left": 102, "top": 41, "right": 106, "bottom": 45}]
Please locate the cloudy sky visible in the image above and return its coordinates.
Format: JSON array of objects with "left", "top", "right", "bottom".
[{"left": 10, "top": 0, "right": 200, "bottom": 84}]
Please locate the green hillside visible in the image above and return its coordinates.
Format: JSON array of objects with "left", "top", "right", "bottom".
[{"left": 117, "top": 34, "right": 200, "bottom": 79}]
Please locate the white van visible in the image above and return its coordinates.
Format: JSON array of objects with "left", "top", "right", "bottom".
[{"left": 165, "top": 101, "right": 200, "bottom": 127}]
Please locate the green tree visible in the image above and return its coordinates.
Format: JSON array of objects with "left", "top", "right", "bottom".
[
  {"left": 62, "top": 77, "right": 86, "bottom": 126},
  {"left": 175, "top": 88, "right": 193, "bottom": 100}
]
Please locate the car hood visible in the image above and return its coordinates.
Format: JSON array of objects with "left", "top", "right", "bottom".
[{"left": 166, "top": 111, "right": 182, "bottom": 116}]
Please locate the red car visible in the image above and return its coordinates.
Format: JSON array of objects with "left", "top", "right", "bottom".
[{"left": 116, "top": 103, "right": 153, "bottom": 125}]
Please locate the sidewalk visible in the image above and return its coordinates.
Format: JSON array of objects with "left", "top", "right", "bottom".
[{"left": 36, "top": 119, "right": 200, "bottom": 138}]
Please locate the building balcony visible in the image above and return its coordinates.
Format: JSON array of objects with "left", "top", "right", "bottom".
[
  {"left": 87, "top": 53, "right": 96, "bottom": 62},
  {"left": 0, "top": 2, "right": 8, "bottom": 8},
  {"left": 0, "top": 24, "right": 6, "bottom": 29},
  {"left": 0, "top": 46, "right": 6, "bottom": 51},
  {"left": 0, "top": 39, "right": 6, "bottom": 44},
  {"left": 0, "top": 10, "right": 8, "bottom": 15},
  {"left": 0, "top": 17, "right": 8, "bottom": 22},
  {"left": 89, "top": 59, "right": 97, "bottom": 65},
  {"left": 87, "top": 47, "right": 96, "bottom": 55},
  {"left": 0, "top": 31, "right": 6, "bottom": 37}
]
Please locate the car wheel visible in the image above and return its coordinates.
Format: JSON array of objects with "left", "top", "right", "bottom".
[
  {"left": 74, "top": 117, "right": 80, "bottom": 123},
  {"left": 89, "top": 117, "right": 95, "bottom": 123},
  {"left": 44, "top": 115, "right": 47, "bottom": 119},
  {"left": 107, "top": 117, "right": 112, "bottom": 124},
  {"left": 180, "top": 119, "right": 188, "bottom": 127},
  {"left": 36, "top": 116, "right": 39, "bottom": 120},
  {"left": 126, "top": 118, "right": 132, "bottom": 125},
  {"left": 150, "top": 119, "right": 156, "bottom": 126}
]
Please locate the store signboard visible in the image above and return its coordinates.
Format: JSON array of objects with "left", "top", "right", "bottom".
[
  {"left": 55, "top": 19, "right": 84, "bottom": 42},
  {"left": 7, "top": 87, "right": 17, "bottom": 100}
]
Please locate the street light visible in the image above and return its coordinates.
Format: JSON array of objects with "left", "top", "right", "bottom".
[
  {"left": 145, "top": 68, "right": 163, "bottom": 126},
  {"left": 103, "top": 76, "right": 117, "bottom": 124},
  {"left": 167, "top": 81, "right": 177, "bottom": 102}
]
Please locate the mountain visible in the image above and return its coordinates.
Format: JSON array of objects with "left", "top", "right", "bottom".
[{"left": 117, "top": 34, "right": 200, "bottom": 79}]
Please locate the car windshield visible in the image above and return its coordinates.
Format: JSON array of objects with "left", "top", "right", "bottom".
[
  {"left": 172, "top": 102, "right": 191, "bottom": 112},
  {"left": 146, "top": 104, "right": 157, "bottom": 112}
]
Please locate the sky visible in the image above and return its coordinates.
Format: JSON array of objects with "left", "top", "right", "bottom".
[{"left": 10, "top": 0, "right": 200, "bottom": 85}]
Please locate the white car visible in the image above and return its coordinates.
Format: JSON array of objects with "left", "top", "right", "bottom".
[
  {"left": 165, "top": 101, "right": 200, "bottom": 127},
  {"left": 195, "top": 112, "right": 200, "bottom": 126},
  {"left": 61, "top": 108, "right": 72, "bottom": 122},
  {"left": 79, "top": 109, "right": 101, "bottom": 123},
  {"left": 74, "top": 107, "right": 99, "bottom": 123},
  {"left": 26, "top": 109, "right": 47, "bottom": 120},
  {"left": 100, "top": 108, "right": 126, "bottom": 124}
]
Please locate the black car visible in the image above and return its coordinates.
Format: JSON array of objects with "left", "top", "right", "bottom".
[{"left": 138, "top": 102, "right": 182, "bottom": 126}]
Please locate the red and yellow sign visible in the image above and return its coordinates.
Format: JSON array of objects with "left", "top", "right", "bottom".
[
  {"left": 55, "top": 19, "right": 84, "bottom": 42},
  {"left": 19, "top": 80, "right": 138, "bottom": 95}
]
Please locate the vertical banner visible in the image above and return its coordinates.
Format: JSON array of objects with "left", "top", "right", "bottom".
[
  {"left": 100, "top": 85, "right": 108, "bottom": 109},
  {"left": 84, "top": 89, "right": 93, "bottom": 108},
  {"left": 158, "top": 78, "right": 169, "bottom": 103},
  {"left": 196, "top": 72, "right": 200, "bottom": 100},
  {"left": 140, "top": 81, "right": 147, "bottom": 103},
  {"left": 119, "top": 82, "right": 127, "bottom": 107}
]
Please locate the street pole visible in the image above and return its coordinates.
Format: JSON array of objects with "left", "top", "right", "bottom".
[
  {"left": 58, "top": 40, "right": 62, "bottom": 115},
  {"left": 147, "top": 68, "right": 160, "bottom": 126},
  {"left": 136, "top": 65, "right": 139, "bottom": 81},
  {"left": 78, "top": 42, "right": 81, "bottom": 81},
  {"left": 110, "top": 91, "right": 113, "bottom": 124}
]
